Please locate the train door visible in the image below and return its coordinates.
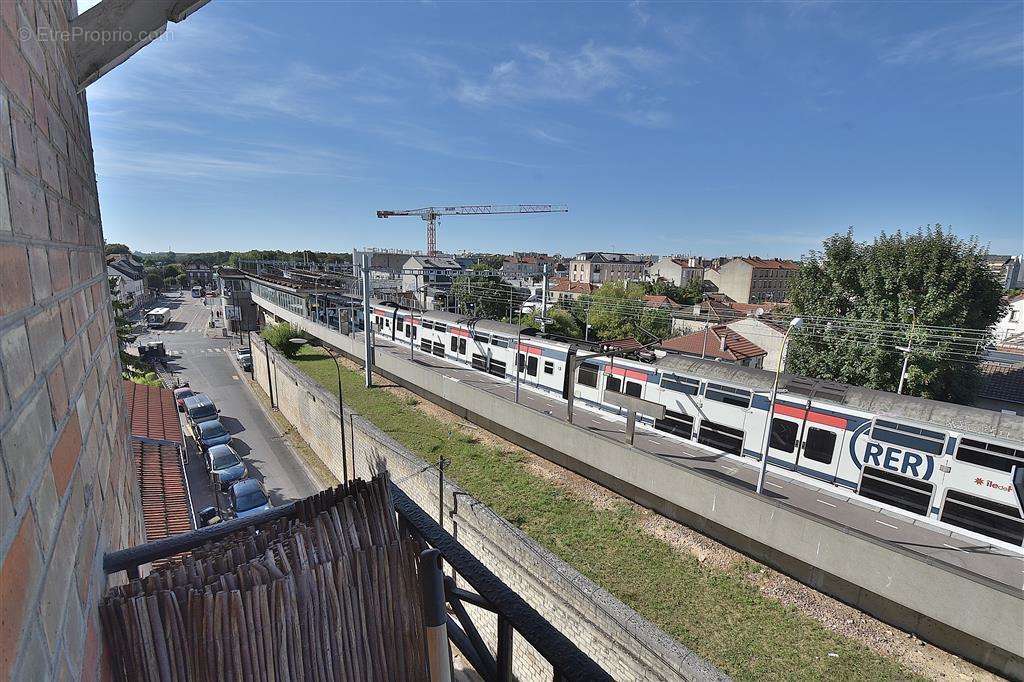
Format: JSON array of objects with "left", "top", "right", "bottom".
[{"left": 561, "top": 347, "right": 577, "bottom": 400}]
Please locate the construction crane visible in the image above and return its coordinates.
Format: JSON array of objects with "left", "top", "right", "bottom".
[{"left": 376, "top": 204, "right": 569, "bottom": 256}]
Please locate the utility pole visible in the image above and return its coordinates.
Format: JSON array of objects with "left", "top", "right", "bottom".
[
  {"left": 361, "top": 253, "right": 373, "bottom": 388},
  {"left": 541, "top": 264, "right": 549, "bottom": 332},
  {"left": 896, "top": 307, "right": 917, "bottom": 395}
]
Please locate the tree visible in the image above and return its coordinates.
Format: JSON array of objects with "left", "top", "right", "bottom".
[
  {"left": 521, "top": 307, "right": 581, "bottom": 338},
  {"left": 105, "top": 243, "right": 131, "bottom": 255},
  {"left": 176, "top": 273, "right": 188, "bottom": 289},
  {"left": 581, "top": 281, "right": 672, "bottom": 342},
  {"left": 261, "top": 323, "right": 309, "bottom": 358},
  {"left": 145, "top": 272, "right": 163, "bottom": 291},
  {"left": 786, "top": 226, "right": 1005, "bottom": 404},
  {"left": 450, "top": 274, "right": 519, "bottom": 320},
  {"left": 644, "top": 278, "right": 701, "bottom": 305}
]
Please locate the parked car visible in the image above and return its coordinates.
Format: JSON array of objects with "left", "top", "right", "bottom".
[
  {"left": 183, "top": 394, "right": 219, "bottom": 427},
  {"left": 173, "top": 387, "right": 195, "bottom": 412},
  {"left": 206, "top": 444, "right": 247, "bottom": 490},
  {"left": 227, "top": 479, "right": 272, "bottom": 519},
  {"left": 235, "top": 348, "right": 252, "bottom": 371},
  {"left": 137, "top": 340, "right": 165, "bottom": 360},
  {"left": 193, "top": 418, "right": 231, "bottom": 452}
]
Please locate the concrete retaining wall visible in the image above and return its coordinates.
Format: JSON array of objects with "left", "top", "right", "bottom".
[
  {"left": 252, "top": 293, "right": 1024, "bottom": 679},
  {"left": 250, "top": 337, "right": 722, "bottom": 681}
]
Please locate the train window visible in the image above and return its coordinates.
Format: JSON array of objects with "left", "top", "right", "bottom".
[
  {"left": 420, "top": 321, "right": 431, "bottom": 331},
  {"left": 492, "top": 337, "right": 509, "bottom": 348},
  {"left": 655, "top": 409, "right": 694, "bottom": 440},
  {"left": 697, "top": 420, "right": 745, "bottom": 456},
  {"left": 458, "top": 338, "right": 466, "bottom": 354},
  {"left": 543, "top": 361, "right": 554, "bottom": 375},
  {"left": 804, "top": 427, "right": 836, "bottom": 464},
  {"left": 858, "top": 467, "right": 932, "bottom": 516},
  {"left": 451, "top": 336, "right": 459, "bottom": 352},
  {"left": 940, "top": 490, "right": 1024, "bottom": 546},
  {"left": 605, "top": 376, "right": 622, "bottom": 393},
  {"left": 517, "top": 353, "right": 525, "bottom": 372},
  {"left": 625, "top": 381, "right": 642, "bottom": 398},
  {"left": 769, "top": 419, "right": 798, "bottom": 453},
  {"left": 474, "top": 333, "right": 491, "bottom": 345},
  {"left": 871, "top": 419, "right": 945, "bottom": 456},
  {"left": 396, "top": 319, "right": 404, "bottom": 332},
  {"left": 432, "top": 341, "right": 445, "bottom": 357},
  {"left": 527, "top": 356, "right": 538, "bottom": 377},
  {"left": 577, "top": 362, "right": 599, "bottom": 388},
  {"left": 405, "top": 325, "right": 412, "bottom": 339},
  {"left": 488, "top": 358, "right": 506, "bottom": 377},
  {"left": 471, "top": 354, "right": 488, "bottom": 371},
  {"left": 437, "top": 324, "right": 448, "bottom": 333},
  {"left": 705, "top": 382, "right": 752, "bottom": 409},
  {"left": 420, "top": 338, "right": 432, "bottom": 353},
  {"left": 660, "top": 373, "right": 699, "bottom": 396},
  {"left": 955, "top": 438, "right": 1024, "bottom": 473}
]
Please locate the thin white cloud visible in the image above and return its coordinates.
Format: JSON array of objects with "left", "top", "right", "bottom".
[
  {"left": 453, "top": 43, "right": 666, "bottom": 106},
  {"left": 880, "top": 15, "right": 1023, "bottom": 68}
]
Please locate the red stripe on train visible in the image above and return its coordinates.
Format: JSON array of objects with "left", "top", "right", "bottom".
[
  {"left": 774, "top": 403, "right": 847, "bottom": 429},
  {"left": 608, "top": 365, "right": 648, "bottom": 382},
  {"left": 515, "top": 343, "right": 542, "bottom": 354}
]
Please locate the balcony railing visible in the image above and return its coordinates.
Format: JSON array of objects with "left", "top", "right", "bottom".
[{"left": 104, "top": 482, "right": 611, "bottom": 682}]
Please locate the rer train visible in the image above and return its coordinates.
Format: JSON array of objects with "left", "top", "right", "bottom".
[{"left": 370, "top": 302, "right": 1024, "bottom": 549}]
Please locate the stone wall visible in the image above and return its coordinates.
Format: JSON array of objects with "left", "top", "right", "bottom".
[
  {"left": 1, "top": 1, "right": 145, "bottom": 679},
  {"left": 250, "top": 339, "right": 722, "bottom": 681}
]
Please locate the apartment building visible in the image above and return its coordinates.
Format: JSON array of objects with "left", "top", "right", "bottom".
[
  {"left": 703, "top": 257, "right": 800, "bottom": 304},
  {"left": 569, "top": 252, "right": 647, "bottom": 285},
  {"left": 647, "top": 256, "right": 704, "bottom": 286}
]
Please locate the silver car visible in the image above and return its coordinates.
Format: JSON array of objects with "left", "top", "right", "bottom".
[
  {"left": 228, "top": 478, "right": 272, "bottom": 519},
  {"left": 207, "top": 444, "right": 247, "bottom": 491}
]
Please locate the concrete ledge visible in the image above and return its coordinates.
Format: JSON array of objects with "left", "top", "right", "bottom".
[{"left": 252, "top": 293, "right": 1024, "bottom": 680}]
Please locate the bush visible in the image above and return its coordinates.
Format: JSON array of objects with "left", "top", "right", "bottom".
[{"left": 261, "top": 322, "right": 310, "bottom": 358}]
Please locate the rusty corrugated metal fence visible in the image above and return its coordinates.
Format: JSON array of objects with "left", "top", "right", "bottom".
[{"left": 100, "top": 475, "right": 430, "bottom": 681}]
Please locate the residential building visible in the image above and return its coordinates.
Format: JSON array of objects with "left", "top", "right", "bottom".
[
  {"left": 725, "top": 317, "right": 788, "bottom": 371},
  {"left": 703, "top": 257, "right": 800, "bottom": 304},
  {"left": 642, "top": 294, "right": 684, "bottom": 310},
  {"left": 984, "top": 254, "right": 1024, "bottom": 290},
  {"left": 501, "top": 254, "right": 556, "bottom": 277},
  {"left": 550, "top": 279, "right": 597, "bottom": 302},
  {"left": 647, "top": 256, "right": 704, "bottom": 286},
  {"left": 660, "top": 326, "right": 767, "bottom": 367},
  {"left": 1, "top": 5, "right": 147, "bottom": 676},
  {"left": 994, "top": 293, "right": 1024, "bottom": 343},
  {"left": 107, "top": 255, "right": 146, "bottom": 313},
  {"left": 569, "top": 252, "right": 647, "bottom": 284},
  {"left": 183, "top": 259, "right": 214, "bottom": 288},
  {"left": 401, "top": 255, "right": 464, "bottom": 306}
]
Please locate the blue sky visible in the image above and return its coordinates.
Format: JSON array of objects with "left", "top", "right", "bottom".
[{"left": 83, "top": 0, "right": 1023, "bottom": 258}]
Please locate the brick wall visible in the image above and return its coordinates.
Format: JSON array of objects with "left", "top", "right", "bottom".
[
  {"left": 250, "top": 339, "right": 721, "bottom": 681},
  {"left": 1, "top": 1, "right": 146, "bottom": 680}
]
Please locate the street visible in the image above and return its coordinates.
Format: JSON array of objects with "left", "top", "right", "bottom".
[{"left": 136, "top": 292, "right": 320, "bottom": 513}]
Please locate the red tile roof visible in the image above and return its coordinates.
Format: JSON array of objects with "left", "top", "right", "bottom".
[
  {"left": 601, "top": 337, "right": 644, "bottom": 352},
  {"left": 550, "top": 280, "right": 597, "bottom": 295},
  {"left": 133, "top": 440, "right": 194, "bottom": 562},
  {"left": 643, "top": 295, "right": 683, "bottom": 308},
  {"left": 660, "top": 325, "right": 766, "bottom": 362},
  {"left": 123, "top": 380, "right": 184, "bottom": 444}
]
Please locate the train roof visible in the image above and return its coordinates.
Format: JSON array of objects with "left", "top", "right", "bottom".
[
  {"left": 654, "top": 354, "right": 1023, "bottom": 444},
  {"left": 421, "top": 310, "right": 466, "bottom": 324},
  {"left": 470, "top": 319, "right": 530, "bottom": 337}
]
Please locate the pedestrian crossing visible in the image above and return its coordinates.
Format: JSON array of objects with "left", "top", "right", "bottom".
[{"left": 166, "top": 348, "right": 233, "bottom": 356}]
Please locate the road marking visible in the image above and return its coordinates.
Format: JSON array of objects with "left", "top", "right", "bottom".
[
  {"left": 941, "top": 543, "right": 965, "bottom": 552},
  {"left": 816, "top": 499, "right": 837, "bottom": 508},
  {"left": 232, "top": 375, "right": 239, "bottom": 380},
  {"left": 765, "top": 481, "right": 785, "bottom": 490},
  {"left": 875, "top": 519, "right": 899, "bottom": 530}
]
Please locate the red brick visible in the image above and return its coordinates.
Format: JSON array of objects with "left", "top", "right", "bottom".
[
  {"left": 59, "top": 298, "right": 75, "bottom": 339},
  {"left": 7, "top": 168, "right": 48, "bottom": 239},
  {"left": 82, "top": 617, "right": 101, "bottom": 682},
  {"left": 26, "top": 244, "right": 51, "bottom": 302},
  {"left": 0, "top": 243, "right": 31, "bottom": 315},
  {"left": 0, "top": 0, "right": 16, "bottom": 33},
  {"left": 10, "top": 106, "right": 39, "bottom": 177},
  {"left": 0, "top": 24, "right": 31, "bottom": 109},
  {"left": 1, "top": 92, "right": 13, "bottom": 162},
  {"left": 50, "top": 411, "right": 82, "bottom": 496},
  {"left": 37, "top": 138, "right": 58, "bottom": 190},
  {"left": 47, "top": 363, "right": 68, "bottom": 423},
  {"left": 30, "top": 78, "right": 48, "bottom": 137},
  {"left": 47, "top": 246, "right": 71, "bottom": 293},
  {"left": 0, "top": 510, "right": 39, "bottom": 681}
]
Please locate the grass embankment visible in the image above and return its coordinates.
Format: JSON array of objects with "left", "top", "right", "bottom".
[{"left": 292, "top": 347, "right": 918, "bottom": 681}]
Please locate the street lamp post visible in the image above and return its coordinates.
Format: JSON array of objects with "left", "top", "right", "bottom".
[
  {"left": 755, "top": 317, "right": 803, "bottom": 495},
  {"left": 896, "top": 307, "right": 917, "bottom": 395},
  {"left": 291, "top": 338, "right": 348, "bottom": 486}
]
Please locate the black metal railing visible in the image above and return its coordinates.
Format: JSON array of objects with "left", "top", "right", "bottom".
[{"left": 104, "top": 483, "right": 611, "bottom": 681}]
